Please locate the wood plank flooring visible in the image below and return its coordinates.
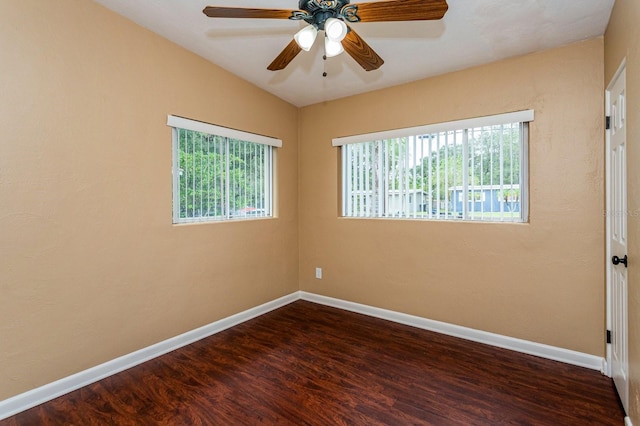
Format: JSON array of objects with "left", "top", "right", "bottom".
[{"left": 1, "top": 301, "right": 625, "bottom": 425}]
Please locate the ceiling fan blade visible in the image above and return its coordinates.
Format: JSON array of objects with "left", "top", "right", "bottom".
[
  {"left": 203, "top": 6, "right": 296, "bottom": 19},
  {"left": 353, "top": 0, "right": 448, "bottom": 22},
  {"left": 267, "top": 39, "right": 303, "bottom": 71},
  {"left": 342, "top": 28, "right": 384, "bottom": 71}
]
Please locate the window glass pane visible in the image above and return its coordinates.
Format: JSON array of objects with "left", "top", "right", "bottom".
[
  {"left": 172, "top": 126, "right": 273, "bottom": 223},
  {"left": 342, "top": 120, "right": 527, "bottom": 223}
]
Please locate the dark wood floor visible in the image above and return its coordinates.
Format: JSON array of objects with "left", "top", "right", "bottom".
[{"left": 2, "top": 301, "right": 625, "bottom": 425}]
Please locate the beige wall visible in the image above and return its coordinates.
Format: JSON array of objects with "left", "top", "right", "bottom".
[
  {"left": 0, "top": 1, "right": 299, "bottom": 400},
  {"left": 605, "top": 0, "right": 640, "bottom": 421},
  {"left": 299, "top": 39, "right": 605, "bottom": 355}
]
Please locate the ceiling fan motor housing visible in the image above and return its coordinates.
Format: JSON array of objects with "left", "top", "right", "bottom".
[{"left": 294, "top": 0, "right": 357, "bottom": 29}]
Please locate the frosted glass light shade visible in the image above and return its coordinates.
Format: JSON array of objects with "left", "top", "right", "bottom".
[
  {"left": 324, "top": 37, "right": 344, "bottom": 57},
  {"left": 325, "top": 18, "right": 347, "bottom": 42},
  {"left": 294, "top": 25, "right": 318, "bottom": 51}
]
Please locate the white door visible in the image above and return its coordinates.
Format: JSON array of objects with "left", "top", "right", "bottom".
[{"left": 607, "top": 63, "right": 628, "bottom": 414}]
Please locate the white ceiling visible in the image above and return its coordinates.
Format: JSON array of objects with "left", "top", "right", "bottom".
[{"left": 92, "top": 0, "right": 615, "bottom": 107}]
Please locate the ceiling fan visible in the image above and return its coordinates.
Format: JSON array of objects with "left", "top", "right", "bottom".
[{"left": 203, "top": 0, "right": 448, "bottom": 72}]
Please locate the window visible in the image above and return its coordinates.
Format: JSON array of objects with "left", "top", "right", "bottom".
[
  {"left": 334, "top": 111, "right": 532, "bottom": 222},
  {"left": 167, "top": 115, "right": 281, "bottom": 223}
]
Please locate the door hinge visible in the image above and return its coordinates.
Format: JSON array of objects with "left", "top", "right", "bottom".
[
  {"left": 607, "top": 329, "right": 612, "bottom": 344},
  {"left": 606, "top": 116, "right": 611, "bottom": 130}
]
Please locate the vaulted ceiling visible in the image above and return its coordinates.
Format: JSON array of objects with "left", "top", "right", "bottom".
[{"left": 93, "top": 0, "right": 615, "bottom": 107}]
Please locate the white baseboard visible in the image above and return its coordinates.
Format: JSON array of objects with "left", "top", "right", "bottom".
[
  {"left": 0, "top": 292, "right": 298, "bottom": 420},
  {"left": 1, "top": 290, "right": 608, "bottom": 420},
  {"left": 300, "top": 292, "right": 605, "bottom": 371},
  {"left": 626, "top": 416, "right": 633, "bottom": 426}
]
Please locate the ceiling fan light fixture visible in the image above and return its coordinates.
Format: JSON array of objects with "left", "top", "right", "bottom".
[
  {"left": 324, "top": 17, "right": 348, "bottom": 42},
  {"left": 294, "top": 24, "right": 318, "bottom": 51},
  {"left": 324, "top": 37, "right": 344, "bottom": 58}
]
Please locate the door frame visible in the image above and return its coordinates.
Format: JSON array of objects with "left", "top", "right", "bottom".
[{"left": 605, "top": 57, "right": 626, "bottom": 379}]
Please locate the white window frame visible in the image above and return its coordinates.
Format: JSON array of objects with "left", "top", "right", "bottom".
[
  {"left": 334, "top": 110, "right": 532, "bottom": 223},
  {"left": 167, "top": 115, "right": 281, "bottom": 224}
]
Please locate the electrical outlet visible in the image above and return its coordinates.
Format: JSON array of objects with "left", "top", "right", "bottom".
[{"left": 315, "top": 267, "right": 322, "bottom": 279}]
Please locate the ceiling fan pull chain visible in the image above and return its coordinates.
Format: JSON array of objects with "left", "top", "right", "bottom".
[{"left": 322, "top": 54, "right": 328, "bottom": 77}]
